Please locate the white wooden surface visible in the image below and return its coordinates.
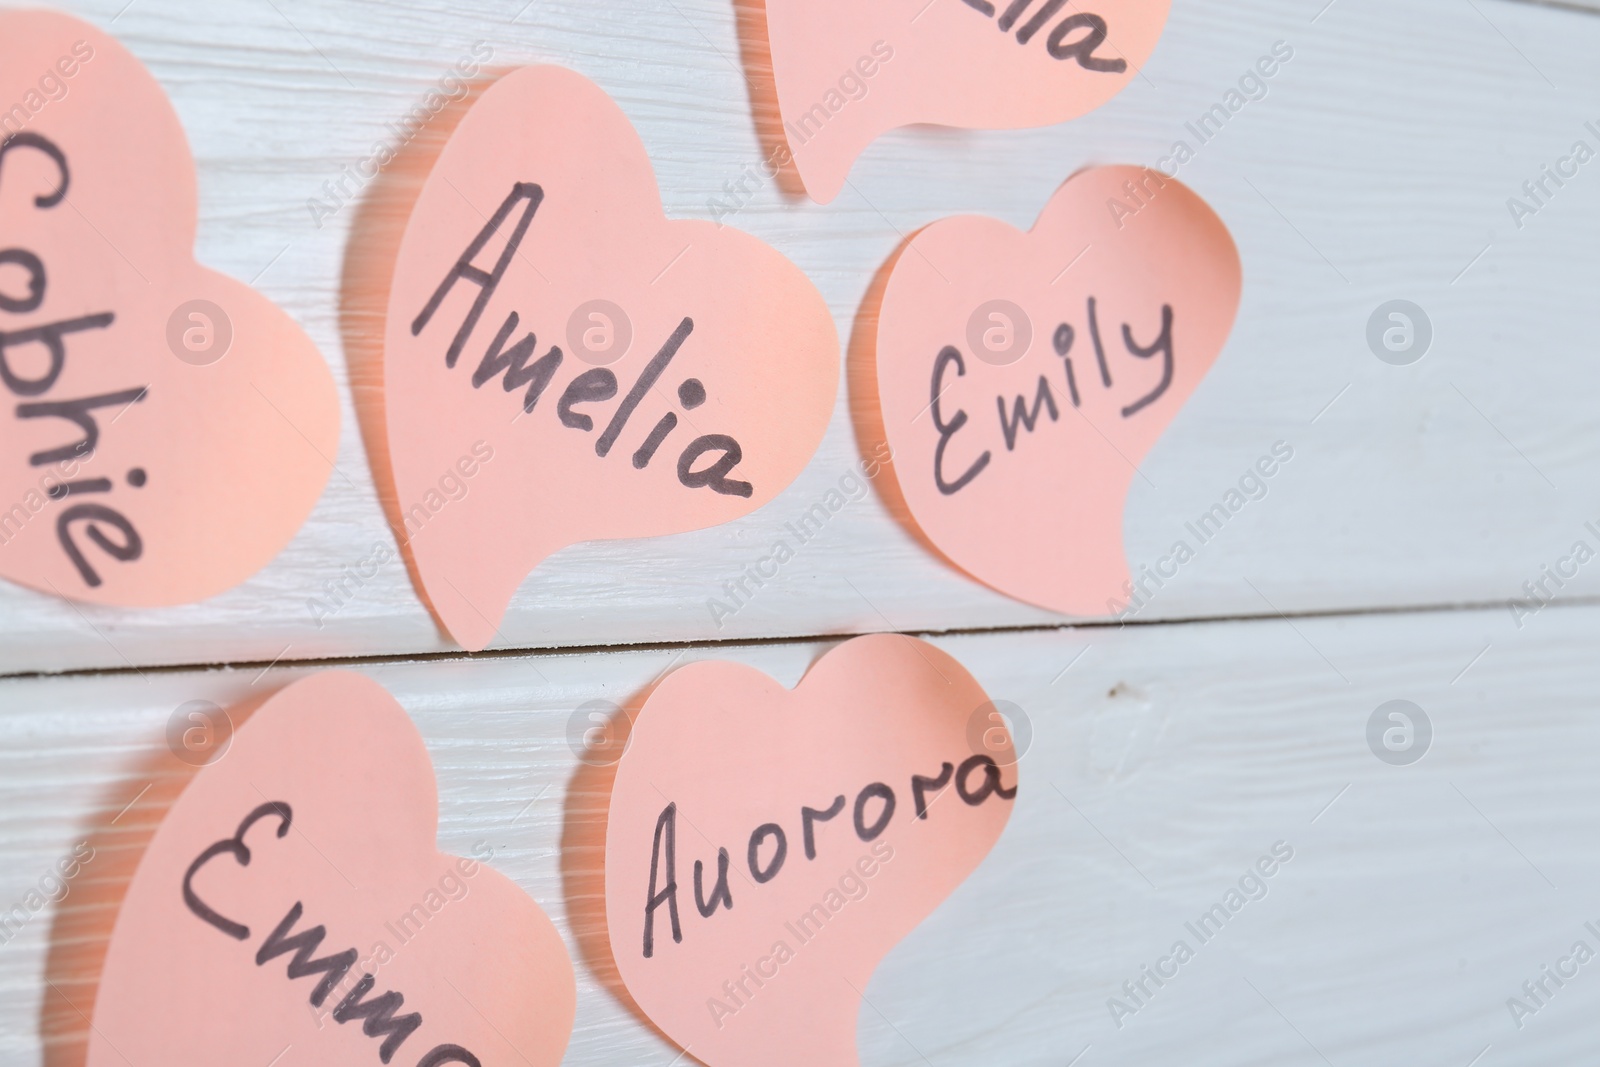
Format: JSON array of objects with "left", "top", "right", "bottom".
[
  {"left": 1, "top": 0, "right": 1600, "bottom": 672},
  {"left": 4, "top": 1, "right": 1600, "bottom": 1065},
  {"left": 5, "top": 605, "right": 1600, "bottom": 1065}
]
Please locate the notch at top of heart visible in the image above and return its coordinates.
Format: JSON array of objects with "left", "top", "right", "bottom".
[
  {"left": 378, "top": 66, "right": 839, "bottom": 651},
  {"left": 750, "top": 0, "right": 1172, "bottom": 203}
]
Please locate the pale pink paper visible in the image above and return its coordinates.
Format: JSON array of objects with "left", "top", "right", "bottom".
[
  {"left": 873, "top": 165, "right": 1242, "bottom": 614},
  {"left": 605, "top": 634, "right": 1016, "bottom": 1066},
  {"left": 382, "top": 66, "right": 838, "bottom": 652},
  {"left": 0, "top": 11, "right": 338, "bottom": 605},
  {"left": 88, "top": 672, "right": 576, "bottom": 1067},
  {"left": 764, "top": 0, "right": 1171, "bottom": 202}
]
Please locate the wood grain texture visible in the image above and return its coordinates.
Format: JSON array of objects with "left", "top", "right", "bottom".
[
  {"left": 0, "top": 603, "right": 1596, "bottom": 1065},
  {"left": 2, "top": 0, "right": 1599, "bottom": 674}
]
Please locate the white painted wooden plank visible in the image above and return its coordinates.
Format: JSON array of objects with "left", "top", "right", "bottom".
[
  {"left": 5, "top": 0, "right": 1600, "bottom": 673},
  {"left": 2, "top": 603, "right": 1598, "bottom": 1064}
]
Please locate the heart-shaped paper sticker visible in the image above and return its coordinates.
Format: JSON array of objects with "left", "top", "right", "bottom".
[
  {"left": 88, "top": 672, "right": 576, "bottom": 1067},
  {"left": 0, "top": 11, "right": 338, "bottom": 605},
  {"left": 382, "top": 66, "right": 838, "bottom": 651},
  {"left": 605, "top": 634, "right": 1016, "bottom": 1065},
  {"left": 871, "top": 165, "right": 1242, "bottom": 614},
  {"left": 762, "top": 0, "right": 1170, "bottom": 203}
]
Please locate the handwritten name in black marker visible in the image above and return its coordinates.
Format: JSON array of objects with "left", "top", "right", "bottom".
[
  {"left": 411, "top": 183, "right": 753, "bottom": 498},
  {"left": 960, "top": 0, "right": 1128, "bottom": 71},
  {"left": 182, "top": 801, "right": 483, "bottom": 1067},
  {"left": 932, "top": 298, "right": 1174, "bottom": 496},
  {"left": 0, "top": 131, "right": 149, "bottom": 586},
  {"left": 639, "top": 753, "right": 1016, "bottom": 959}
]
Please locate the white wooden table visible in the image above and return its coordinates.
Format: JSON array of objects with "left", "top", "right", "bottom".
[{"left": 4, "top": 0, "right": 1600, "bottom": 1063}]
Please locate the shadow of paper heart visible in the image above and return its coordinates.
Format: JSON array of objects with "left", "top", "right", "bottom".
[
  {"left": 846, "top": 228, "right": 971, "bottom": 580},
  {"left": 557, "top": 676, "right": 675, "bottom": 1049},
  {"left": 338, "top": 73, "right": 502, "bottom": 640},
  {"left": 39, "top": 687, "right": 278, "bottom": 1067},
  {"left": 730, "top": 0, "right": 808, "bottom": 202}
]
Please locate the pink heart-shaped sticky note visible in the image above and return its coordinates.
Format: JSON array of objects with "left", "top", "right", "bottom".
[
  {"left": 605, "top": 634, "right": 1016, "bottom": 1066},
  {"left": 381, "top": 66, "right": 838, "bottom": 651},
  {"left": 0, "top": 11, "right": 338, "bottom": 605},
  {"left": 760, "top": 0, "right": 1171, "bottom": 202},
  {"left": 870, "top": 165, "right": 1242, "bottom": 614},
  {"left": 88, "top": 672, "right": 576, "bottom": 1067}
]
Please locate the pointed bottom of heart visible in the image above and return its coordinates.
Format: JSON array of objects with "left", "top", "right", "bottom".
[{"left": 409, "top": 540, "right": 535, "bottom": 652}]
